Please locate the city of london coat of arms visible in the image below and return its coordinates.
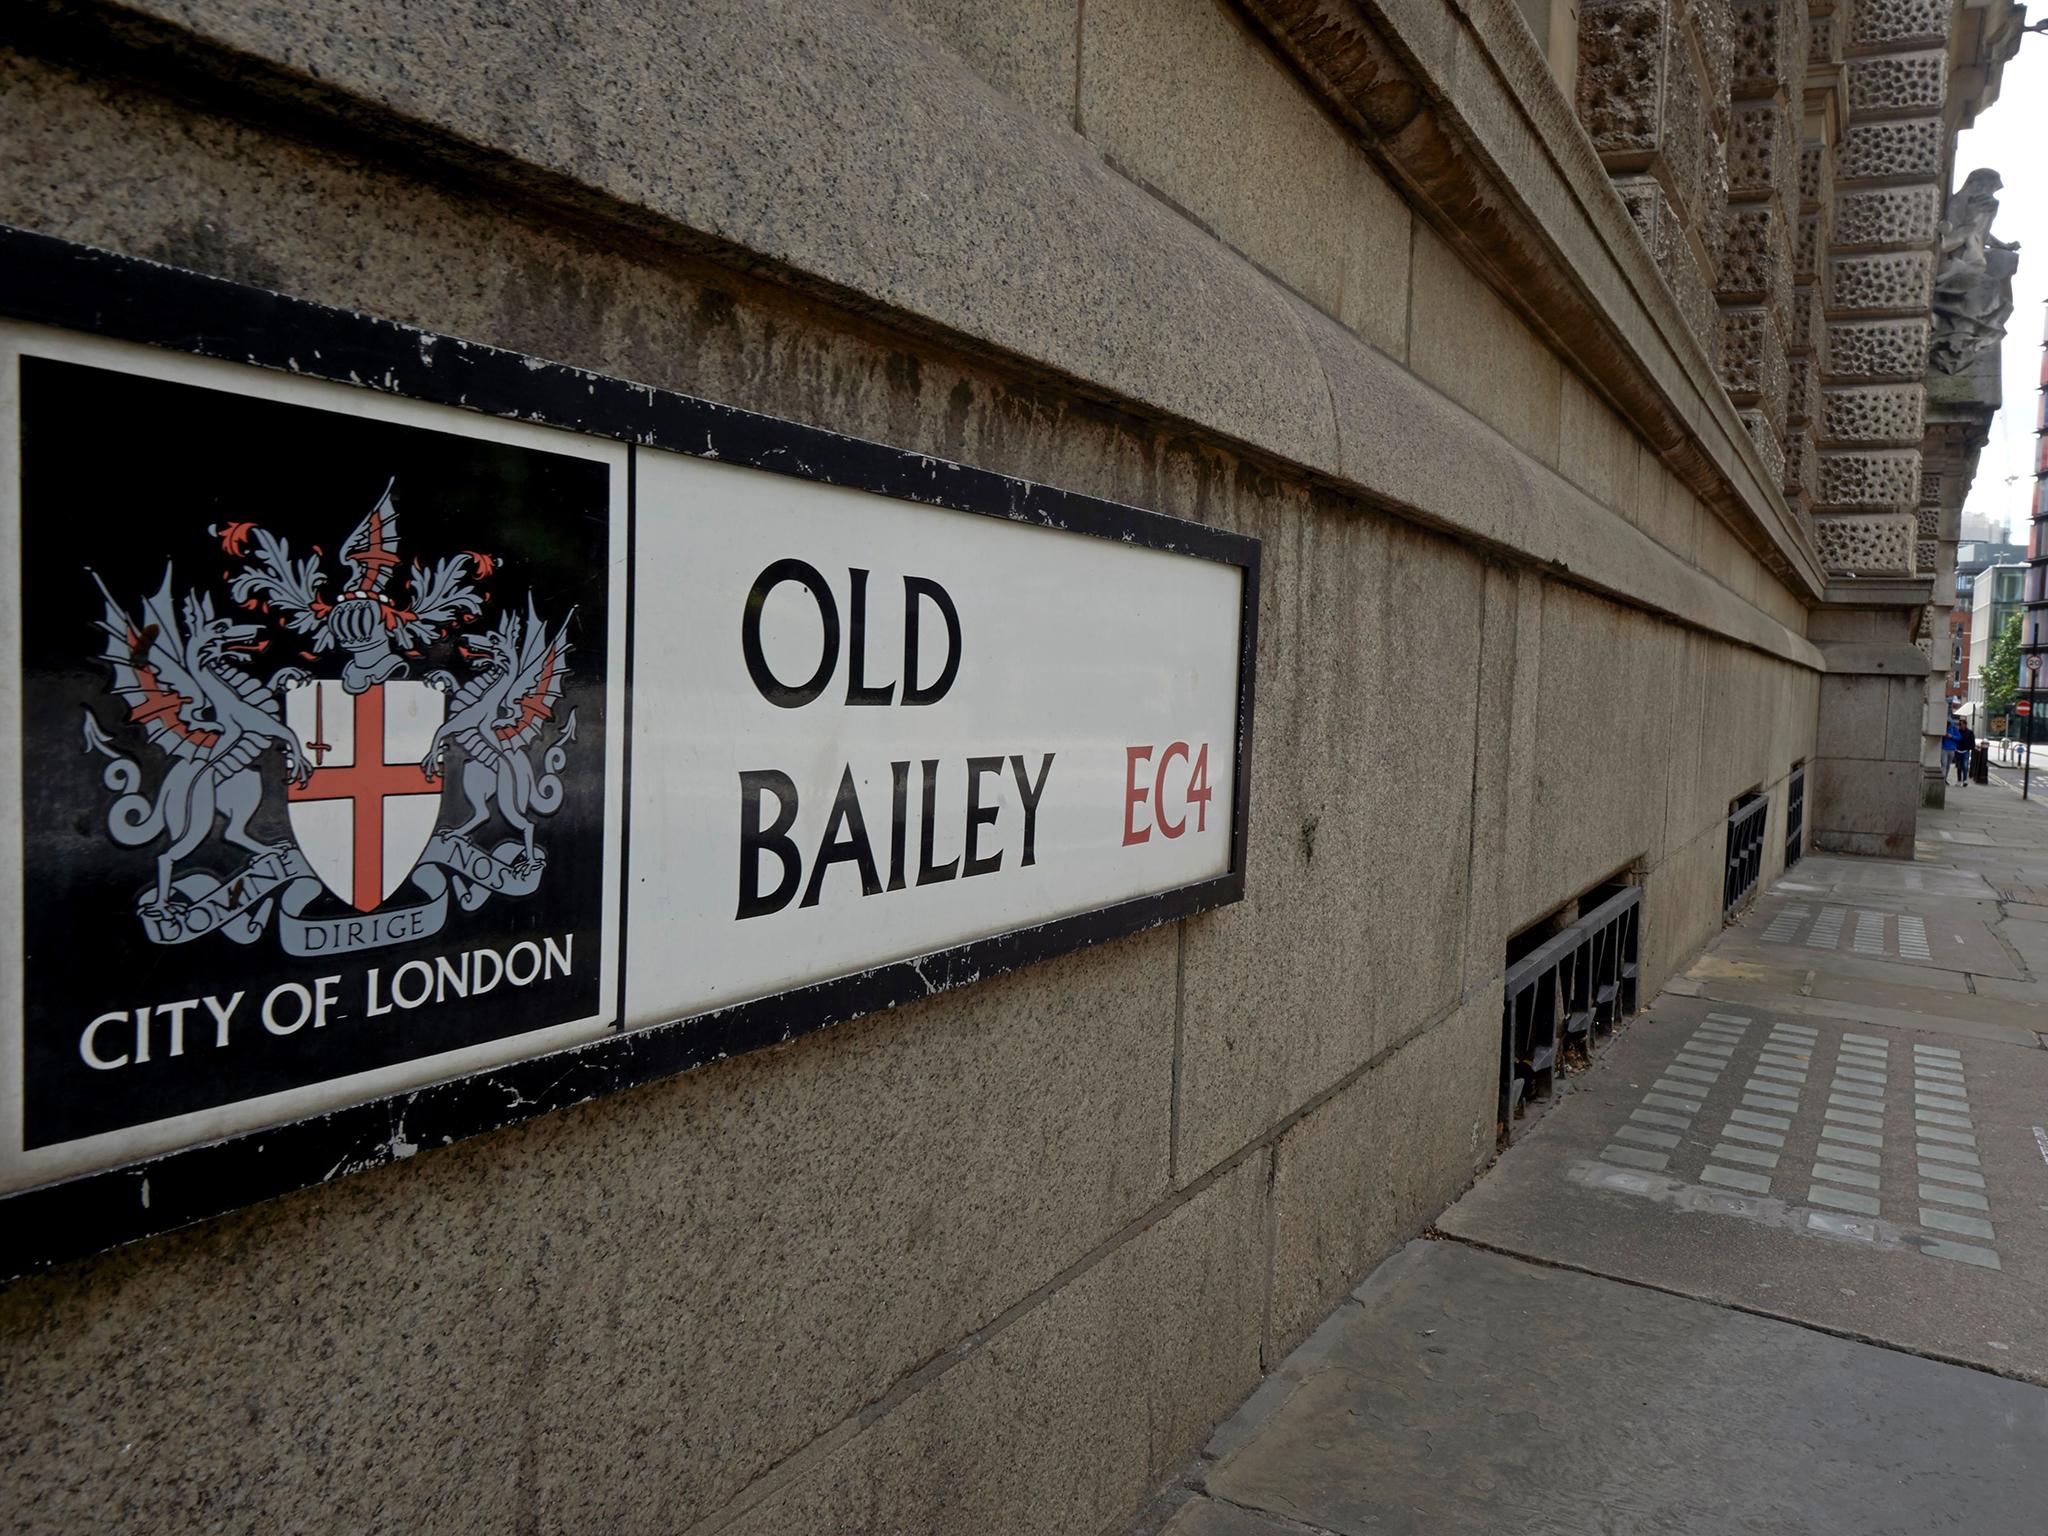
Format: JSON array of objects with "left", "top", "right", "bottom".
[{"left": 79, "top": 482, "right": 580, "bottom": 957}]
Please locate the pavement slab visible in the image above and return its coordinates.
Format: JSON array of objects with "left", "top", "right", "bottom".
[
  {"left": 1436, "top": 994, "right": 2048, "bottom": 1380},
  {"left": 1156, "top": 1242, "right": 2048, "bottom": 1536},
  {"left": 1139, "top": 767, "right": 2048, "bottom": 1535},
  {"left": 1732, "top": 894, "right": 2021, "bottom": 977}
]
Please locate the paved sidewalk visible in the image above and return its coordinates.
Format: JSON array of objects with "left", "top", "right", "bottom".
[{"left": 1139, "top": 774, "right": 2048, "bottom": 1534}]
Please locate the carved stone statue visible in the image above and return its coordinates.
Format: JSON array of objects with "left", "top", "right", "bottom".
[{"left": 1930, "top": 168, "right": 2019, "bottom": 374}]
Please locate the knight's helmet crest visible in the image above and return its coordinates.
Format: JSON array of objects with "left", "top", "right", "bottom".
[{"left": 331, "top": 479, "right": 409, "bottom": 692}]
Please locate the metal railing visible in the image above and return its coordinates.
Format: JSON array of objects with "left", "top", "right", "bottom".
[
  {"left": 1784, "top": 764, "right": 1804, "bottom": 868},
  {"left": 1724, "top": 792, "right": 1768, "bottom": 919},
  {"left": 1500, "top": 886, "right": 1641, "bottom": 1138}
]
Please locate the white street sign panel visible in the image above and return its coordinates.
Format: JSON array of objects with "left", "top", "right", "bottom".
[{"left": 626, "top": 450, "right": 1244, "bottom": 1023}]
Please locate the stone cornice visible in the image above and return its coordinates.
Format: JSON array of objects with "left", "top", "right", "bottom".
[
  {"left": 1234, "top": 0, "right": 1829, "bottom": 601},
  {"left": 1816, "top": 640, "right": 1940, "bottom": 675},
  {"left": 1821, "top": 575, "right": 1938, "bottom": 606}
]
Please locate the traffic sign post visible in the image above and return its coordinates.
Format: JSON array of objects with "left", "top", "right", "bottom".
[{"left": 2028, "top": 655, "right": 2042, "bottom": 801}]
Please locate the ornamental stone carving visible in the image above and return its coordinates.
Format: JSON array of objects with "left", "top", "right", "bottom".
[
  {"left": 1741, "top": 408, "right": 1789, "bottom": 485},
  {"left": 1929, "top": 168, "right": 2019, "bottom": 374},
  {"left": 1829, "top": 251, "right": 1934, "bottom": 312},
  {"left": 1846, "top": 51, "right": 1948, "bottom": 116},
  {"left": 1850, "top": 0, "right": 1948, "bottom": 47},
  {"left": 1695, "top": 0, "right": 1734, "bottom": 106},
  {"left": 1786, "top": 352, "right": 1819, "bottom": 423},
  {"left": 1833, "top": 185, "right": 1943, "bottom": 249},
  {"left": 1798, "top": 142, "right": 1825, "bottom": 205},
  {"left": 1785, "top": 426, "right": 1818, "bottom": 499},
  {"left": 1817, "top": 449, "right": 1921, "bottom": 507},
  {"left": 1577, "top": 0, "right": 1668, "bottom": 151},
  {"left": 1732, "top": 0, "right": 1804, "bottom": 91},
  {"left": 1720, "top": 306, "right": 1790, "bottom": 423},
  {"left": 1790, "top": 286, "right": 1824, "bottom": 355},
  {"left": 1840, "top": 118, "right": 1942, "bottom": 180},
  {"left": 1821, "top": 384, "right": 1926, "bottom": 443},
  {"left": 1580, "top": 0, "right": 1721, "bottom": 232},
  {"left": 1616, "top": 176, "right": 1718, "bottom": 353},
  {"left": 1795, "top": 212, "right": 1823, "bottom": 280},
  {"left": 1812, "top": 511, "right": 1917, "bottom": 574},
  {"left": 1807, "top": 9, "right": 1838, "bottom": 65},
  {"left": 1719, "top": 205, "right": 1791, "bottom": 305},
  {"left": 1826, "top": 318, "right": 1930, "bottom": 380},
  {"left": 1730, "top": 99, "right": 1797, "bottom": 195}
]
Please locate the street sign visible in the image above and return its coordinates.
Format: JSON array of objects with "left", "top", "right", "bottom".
[
  {"left": 2019, "top": 701, "right": 2034, "bottom": 716},
  {"left": 0, "top": 231, "right": 1261, "bottom": 1270},
  {"left": 4, "top": 329, "right": 629, "bottom": 1193}
]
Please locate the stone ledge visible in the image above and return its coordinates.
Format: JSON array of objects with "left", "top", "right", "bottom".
[
  {"left": 1817, "top": 641, "right": 1939, "bottom": 675},
  {"left": 1238, "top": 0, "right": 1824, "bottom": 596},
  {"left": 9, "top": 0, "right": 1830, "bottom": 604},
  {"left": 1292, "top": 289, "right": 1823, "bottom": 671},
  {"left": 1820, "top": 574, "right": 1937, "bottom": 605}
]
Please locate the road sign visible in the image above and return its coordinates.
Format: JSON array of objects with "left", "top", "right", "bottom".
[
  {"left": 2019, "top": 701, "right": 2034, "bottom": 716},
  {"left": 0, "top": 239, "right": 1262, "bottom": 1272}
]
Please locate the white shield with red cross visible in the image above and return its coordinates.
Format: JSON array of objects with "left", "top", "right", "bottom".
[{"left": 284, "top": 680, "right": 445, "bottom": 912}]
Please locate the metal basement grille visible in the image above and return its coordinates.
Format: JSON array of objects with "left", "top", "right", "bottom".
[
  {"left": 1725, "top": 792, "right": 1767, "bottom": 919},
  {"left": 1500, "top": 886, "right": 1642, "bottom": 1138}
]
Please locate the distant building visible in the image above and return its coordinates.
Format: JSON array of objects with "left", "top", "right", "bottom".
[
  {"left": 1953, "top": 540, "right": 2028, "bottom": 709},
  {"left": 1960, "top": 510, "right": 2012, "bottom": 545},
  {"left": 2026, "top": 321, "right": 2048, "bottom": 738},
  {"left": 1949, "top": 605, "right": 1970, "bottom": 712},
  {"left": 1969, "top": 562, "right": 2027, "bottom": 709}
]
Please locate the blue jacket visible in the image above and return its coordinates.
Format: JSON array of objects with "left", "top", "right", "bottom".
[{"left": 1944, "top": 721, "right": 1961, "bottom": 751}]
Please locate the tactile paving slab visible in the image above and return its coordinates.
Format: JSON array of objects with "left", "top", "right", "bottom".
[
  {"left": 1744, "top": 897, "right": 2021, "bottom": 978},
  {"left": 1439, "top": 997, "right": 2048, "bottom": 1384}
]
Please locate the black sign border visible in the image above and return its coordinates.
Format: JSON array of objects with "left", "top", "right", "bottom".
[{"left": 0, "top": 226, "right": 1261, "bottom": 1280}]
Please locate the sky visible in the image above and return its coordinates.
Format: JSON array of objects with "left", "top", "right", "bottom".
[{"left": 1952, "top": 33, "right": 2048, "bottom": 543}]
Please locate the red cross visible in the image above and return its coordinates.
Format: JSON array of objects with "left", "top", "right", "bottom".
[
  {"left": 349, "top": 507, "right": 401, "bottom": 595},
  {"left": 287, "top": 684, "right": 441, "bottom": 912}
]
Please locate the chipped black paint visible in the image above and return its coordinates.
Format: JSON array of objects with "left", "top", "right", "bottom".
[{"left": 0, "top": 227, "right": 1261, "bottom": 1280}]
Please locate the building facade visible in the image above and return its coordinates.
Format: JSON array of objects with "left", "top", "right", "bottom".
[
  {"left": 0, "top": 3, "right": 2026, "bottom": 1533},
  {"left": 1952, "top": 536, "right": 2027, "bottom": 714},
  {"left": 1951, "top": 603, "right": 1970, "bottom": 706},
  {"left": 1967, "top": 560, "right": 2027, "bottom": 708},
  {"left": 2025, "top": 314, "right": 2048, "bottom": 730}
]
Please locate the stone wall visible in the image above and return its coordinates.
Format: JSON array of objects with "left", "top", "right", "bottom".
[
  {"left": 1573, "top": 0, "right": 1970, "bottom": 576},
  {"left": 1572, "top": 0, "right": 2019, "bottom": 850},
  {"left": 1, "top": 4, "right": 1828, "bottom": 1533},
  {"left": 1815, "top": 0, "right": 1947, "bottom": 575}
]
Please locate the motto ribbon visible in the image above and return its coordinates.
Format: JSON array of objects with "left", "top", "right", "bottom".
[{"left": 138, "top": 833, "right": 548, "bottom": 955}]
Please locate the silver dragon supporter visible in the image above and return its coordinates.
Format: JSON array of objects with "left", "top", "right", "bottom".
[{"left": 81, "top": 577, "right": 310, "bottom": 913}]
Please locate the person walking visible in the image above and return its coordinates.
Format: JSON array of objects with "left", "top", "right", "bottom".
[
  {"left": 1954, "top": 721, "right": 1977, "bottom": 785},
  {"left": 1943, "top": 715, "right": 1960, "bottom": 781}
]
